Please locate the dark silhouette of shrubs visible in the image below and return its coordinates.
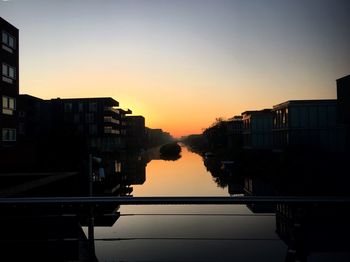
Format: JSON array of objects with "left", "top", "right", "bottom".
[{"left": 160, "top": 142, "right": 181, "bottom": 160}]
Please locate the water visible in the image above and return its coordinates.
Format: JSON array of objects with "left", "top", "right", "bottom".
[
  {"left": 2, "top": 146, "right": 348, "bottom": 261},
  {"left": 92, "top": 147, "right": 287, "bottom": 261}
]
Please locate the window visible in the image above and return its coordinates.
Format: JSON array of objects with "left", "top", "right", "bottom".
[
  {"left": 78, "top": 103, "right": 84, "bottom": 112},
  {"left": 2, "top": 128, "right": 16, "bottom": 141},
  {"left": 19, "top": 123, "right": 25, "bottom": 135},
  {"left": 89, "top": 102, "right": 97, "bottom": 112},
  {"left": 104, "top": 116, "right": 119, "bottom": 124},
  {"left": 18, "top": 111, "right": 25, "bottom": 117},
  {"left": 104, "top": 126, "right": 118, "bottom": 134},
  {"left": 2, "top": 63, "right": 16, "bottom": 81},
  {"left": 104, "top": 126, "right": 112, "bottom": 134},
  {"left": 74, "top": 113, "right": 80, "bottom": 123},
  {"left": 64, "top": 103, "right": 72, "bottom": 112},
  {"left": 89, "top": 124, "right": 98, "bottom": 135},
  {"left": 115, "top": 161, "right": 122, "bottom": 173},
  {"left": 85, "top": 113, "right": 94, "bottom": 123},
  {"left": 2, "top": 96, "right": 16, "bottom": 115},
  {"left": 2, "top": 64, "right": 7, "bottom": 76},
  {"left": 2, "top": 31, "right": 16, "bottom": 52},
  {"left": 1, "top": 32, "right": 6, "bottom": 43}
]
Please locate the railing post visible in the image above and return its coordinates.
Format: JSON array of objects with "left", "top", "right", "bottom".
[
  {"left": 88, "top": 206, "right": 95, "bottom": 261},
  {"left": 87, "top": 153, "right": 95, "bottom": 260},
  {"left": 88, "top": 154, "right": 93, "bottom": 197}
]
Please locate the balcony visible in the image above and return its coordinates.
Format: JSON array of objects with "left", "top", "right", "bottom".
[
  {"left": 104, "top": 116, "right": 120, "bottom": 124},
  {"left": 104, "top": 126, "right": 121, "bottom": 135},
  {"left": 104, "top": 107, "right": 120, "bottom": 114}
]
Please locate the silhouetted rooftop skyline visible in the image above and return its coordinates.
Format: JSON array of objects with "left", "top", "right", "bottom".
[{"left": 1, "top": 0, "right": 350, "bottom": 137}]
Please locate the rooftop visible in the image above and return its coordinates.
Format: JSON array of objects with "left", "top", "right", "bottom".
[
  {"left": 336, "top": 74, "right": 350, "bottom": 82},
  {"left": 0, "top": 17, "right": 19, "bottom": 30},
  {"left": 273, "top": 99, "right": 336, "bottom": 109},
  {"left": 241, "top": 109, "right": 272, "bottom": 116},
  {"left": 50, "top": 97, "right": 119, "bottom": 107}
]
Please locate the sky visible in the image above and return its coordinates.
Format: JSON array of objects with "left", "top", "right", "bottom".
[{"left": 1, "top": 0, "right": 350, "bottom": 137}]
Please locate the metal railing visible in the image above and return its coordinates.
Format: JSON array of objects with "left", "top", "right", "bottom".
[{"left": 1, "top": 196, "right": 350, "bottom": 205}]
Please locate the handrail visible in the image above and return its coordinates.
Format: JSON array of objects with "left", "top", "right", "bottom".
[{"left": 0, "top": 196, "right": 350, "bottom": 205}]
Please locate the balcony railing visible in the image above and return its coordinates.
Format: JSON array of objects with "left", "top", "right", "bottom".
[
  {"left": 103, "top": 117, "right": 120, "bottom": 124},
  {"left": 104, "top": 107, "right": 120, "bottom": 114}
]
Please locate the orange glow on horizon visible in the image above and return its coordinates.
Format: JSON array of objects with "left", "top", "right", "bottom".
[
  {"left": 19, "top": 28, "right": 338, "bottom": 139},
  {"left": 4, "top": 1, "right": 347, "bottom": 139}
]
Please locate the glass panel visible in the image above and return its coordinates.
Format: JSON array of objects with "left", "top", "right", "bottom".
[
  {"left": 115, "top": 161, "right": 122, "bottom": 172},
  {"left": 10, "top": 129, "right": 16, "bottom": 141},
  {"left": 8, "top": 36, "right": 14, "bottom": 48},
  {"left": 2, "top": 32, "right": 7, "bottom": 44},
  {"left": 78, "top": 103, "right": 84, "bottom": 112},
  {"left": 2, "top": 129, "right": 8, "bottom": 141},
  {"left": 2, "top": 64, "right": 7, "bottom": 76},
  {"left": 9, "top": 67, "right": 15, "bottom": 78},
  {"left": 89, "top": 102, "right": 97, "bottom": 112},
  {"left": 2, "top": 96, "right": 8, "bottom": 108},
  {"left": 9, "top": 98, "right": 15, "bottom": 110},
  {"left": 64, "top": 103, "right": 72, "bottom": 112}
]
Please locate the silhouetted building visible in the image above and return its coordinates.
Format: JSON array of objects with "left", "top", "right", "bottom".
[
  {"left": 226, "top": 115, "right": 243, "bottom": 151},
  {"left": 272, "top": 100, "right": 344, "bottom": 151},
  {"left": 17, "top": 94, "right": 44, "bottom": 143},
  {"left": 127, "top": 115, "right": 146, "bottom": 150},
  {"left": 244, "top": 176, "right": 275, "bottom": 213},
  {"left": 276, "top": 204, "right": 350, "bottom": 262},
  {"left": 48, "top": 97, "right": 132, "bottom": 151},
  {"left": 242, "top": 109, "right": 273, "bottom": 150},
  {"left": 118, "top": 108, "right": 132, "bottom": 137},
  {"left": 1, "top": 17, "right": 19, "bottom": 148},
  {"left": 337, "top": 75, "right": 350, "bottom": 150},
  {"left": 337, "top": 75, "right": 350, "bottom": 125}
]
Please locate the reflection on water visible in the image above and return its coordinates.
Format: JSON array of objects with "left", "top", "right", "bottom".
[
  {"left": 132, "top": 146, "right": 228, "bottom": 196},
  {"left": 1, "top": 145, "right": 350, "bottom": 261},
  {"left": 94, "top": 146, "right": 283, "bottom": 261},
  {"left": 96, "top": 146, "right": 350, "bottom": 262}
]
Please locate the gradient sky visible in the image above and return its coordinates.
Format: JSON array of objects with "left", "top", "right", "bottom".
[{"left": 1, "top": 0, "right": 350, "bottom": 137}]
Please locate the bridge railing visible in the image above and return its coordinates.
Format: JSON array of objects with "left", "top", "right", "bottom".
[{"left": 0, "top": 196, "right": 350, "bottom": 205}]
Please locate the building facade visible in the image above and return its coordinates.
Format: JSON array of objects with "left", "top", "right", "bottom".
[
  {"left": 1, "top": 18, "right": 19, "bottom": 148},
  {"left": 242, "top": 109, "right": 273, "bottom": 150},
  {"left": 272, "top": 100, "right": 343, "bottom": 151},
  {"left": 47, "top": 98, "right": 132, "bottom": 151},
  {"left": 126, "top": 115, "right": 146, "bottom": 150},
  {"left": 226, "top": 115, "right": 243, "bottom": 151},
  {"left": 337, "top": 75, "right": 350, "bottom": 151},
  {"left": 337, "top": 75, "right": 350, "bottom": 126}
]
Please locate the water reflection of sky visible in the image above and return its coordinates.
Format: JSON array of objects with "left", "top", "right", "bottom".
[
  {"left": 132, "top": 147, "right": 228, "bottom": 196},
  {"left": 93, "top": 146, "right": 285, "bottom": 261}
]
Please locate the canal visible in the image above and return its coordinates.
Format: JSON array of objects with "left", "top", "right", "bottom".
[
  {"left": 92, "top": 146, "right": 287, "bottom": 261},
  {"left": 1, "top": 145, "right": 349, "bottom": 261}
]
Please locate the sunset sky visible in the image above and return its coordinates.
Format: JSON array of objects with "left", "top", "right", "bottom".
[{"left": 1, "top": 0, "right": 350, "bottom": 137}]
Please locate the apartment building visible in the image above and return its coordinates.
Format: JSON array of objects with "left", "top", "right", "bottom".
[
  {"left": 47, "top": 97, "right": 132, "bottom": 151},
  {"left": 241, "top": 109, "right": 273, "bottom": 150},
  {"left": 226, "top": 115, "right": 243, "bottom": 151},
  {"left": 337, "top": 75, "right": 350, "bottom": 126},
  {"left": 126, "top": 115, "right": 146, "bottom": 149},
  {"left": 1, "top": 17, "right": 19, "bottom": 147},
  {"left": 271, "top": 100, "right": 343, "bottom": 151}
]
